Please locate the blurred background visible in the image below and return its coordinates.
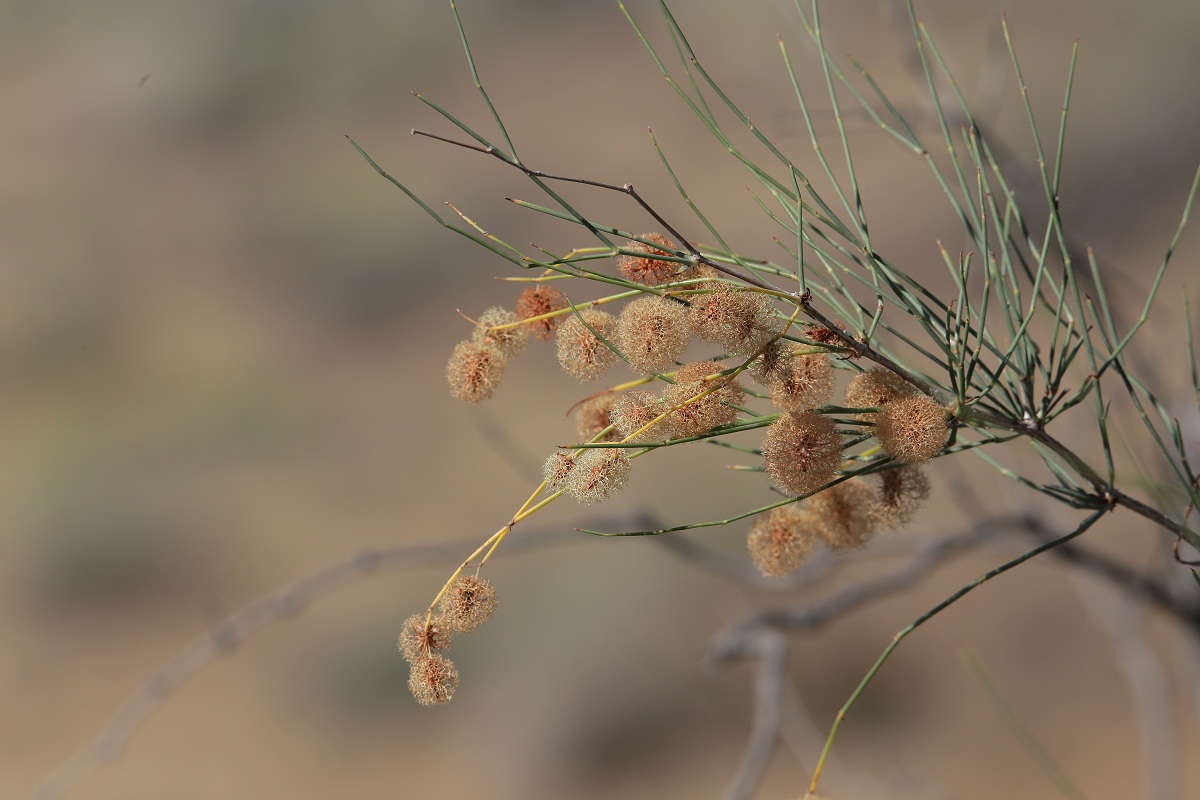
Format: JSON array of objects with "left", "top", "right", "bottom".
[{"left": 4, "top": 1, "right": 1200, "bottom": 798}]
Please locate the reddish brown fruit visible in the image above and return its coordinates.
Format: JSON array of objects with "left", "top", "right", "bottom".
[
  {"left": 617, "top": 233, "right": 707, "bottom": 286},
  {"left": 574, "top": 394, "right": 620, "bottom": 443},
  {"left": 515, "top": 285, "right": 569, "bottom": 340}
]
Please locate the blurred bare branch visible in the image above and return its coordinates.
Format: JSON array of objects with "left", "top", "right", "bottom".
[
  {"left": 699, "top": 508, "right": 1199, "bottom": 797},
  {"left": 709, "top": 522, "right": 997, "bottom": 662},
  {"left": 710, "top": 513, "right": 1200, "bottom": 663},
  {"left": 1071, "top": 571, "right": 1179, "bottom": 800},
  {"left": 722, "top": 630, "right": 789, "bottom": 800},
  {"left": 32, "top": 515, "right": 649, "bottom": 800}
]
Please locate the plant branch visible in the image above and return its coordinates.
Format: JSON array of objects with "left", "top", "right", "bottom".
[
  {"left": 410, "top": 128, "right": 784, "bottom": 293},
  {"left": 805, "top": 507, "right": 1108, "bottom": 793},
  {"left": 31, "top": 517, "right": 649, "bottom": 800},
  {"left": 721, "top": 631, "right": 789, "bottom": 800}
]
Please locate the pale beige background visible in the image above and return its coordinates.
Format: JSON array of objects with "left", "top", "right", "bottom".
[{"left": 4, "top": 1, "right": 1200, "bottom": 798}]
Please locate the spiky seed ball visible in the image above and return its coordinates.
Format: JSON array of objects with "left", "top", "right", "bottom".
[
  {"left": 408, "top": 652, "right": 459, "bottom": 706},
  {"left": 769, "top": 349, "right": 835, "bottom": 412},
  {"left": 747, "top": 339, "right": 790, "bottom": 385},
  {"left": 875, "top": 394, "right": 948, "bottom": 463},
  {"left": 610, "top": 390, "right": 668, "bottom": 442},
  {"left": 515, "top": 285, "right": 569, "bottom": 340},
  {"left": 397, "top": 613, "right": 453, "bottom": 664},
  {"left": 617, "top": 233, "right": 708, "bottom": 286},
  {"left": 438, "top": 575, "right": 498, "bottom": 632},
  {"left": 564, "top": 447, "right": 632, "bottom": 504},
  {"left": 662, "top": 360, "right": 745, "bottom": 438},
  {"left": 672, "top": 360, "right": 738, "bottom": 386},
  {"left": 472, "top": 306, "right": 529, "bottom": 357},
  {"left": 616, "top": 295, "right": 691, "bottom": 374},
  {"left": 872, "top": 464, "right": 931, "bottom": 529},
  {"left": 573, "top": 394, "right": 619, "bottom": 443},
  {"left": 446, "top": 340, "right": 507, "bottom": 403},
  {"left": 762, "top": 411, "right": 843, "bottom": 497},
  {"left": 542, "top": 451, "right": 576, "bottom": 492},
  {"left": 688, "top": 287, "right": 778, "bottom": 356},
  {"left": 556, "top": 308, "right": 620, "bottom": 381},
  {"left": 808, "top": 478, "right": 878, "bottom": 551},
  {"left": 747, "top": 505, "right": 816, "bottom": 577},
  {"left": 844, "top": 367, "right": 917, "bottom": 421}
]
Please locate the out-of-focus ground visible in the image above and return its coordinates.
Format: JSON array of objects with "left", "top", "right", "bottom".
[{"left": 4, "top": 1, "right": 1200, "bottom": 798}]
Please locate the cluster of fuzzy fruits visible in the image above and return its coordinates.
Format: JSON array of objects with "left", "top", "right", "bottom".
[
  {"left": 743, "top": 366, "right": 947, "bottom": 576},
  {"left": 447, "top": 233, "right": 736, "bottom": 402},
  {"left": 426, "top": 234, "right": 949, "bottom": 703},
  {"left": 446, "top": 232, "right": 947, "bottom": 500},
  {"left": 398, "top": 574, "right": 498, "bottom": 706},
  {"left": 563, "top": 363, "right": 944, "bottom": 576}
]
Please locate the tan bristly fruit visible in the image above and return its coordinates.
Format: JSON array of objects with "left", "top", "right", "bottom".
[
  {"left": 573, "top": 394, "right": 619, "bottom": 443},
  {"left": 844, "top": 367, "right": 917, "bottom": 421},
  {"left": 807, "top": 478, "right": 878, "bottom": 552},
  {"left": 397, "top": 613, "right": 453, "bottom": 664},
  {"left": 872, "top": 464, "right": 931, "bottom": 528},
  {"left": 615, "top": 294, "right": 691, "bottom": 374},
  {"left": 556, "top": 308, "right": 620, "bottom": 381},
  {"left": 446, "top": 340, "right": 507, "bottom": 403},
  {"left": 768, "top": 347, "right": 835, "bottom": 412},
  {"left": 662, "top": 360, "right": 745, "bottom": 438},
  {"left": 438, "top": 575, "right": 499, "bottom": 633},
  {"left": 762, "top": 411, "right": 843, "bottom": 497},
  {"left": 875, "top": 394, "right": 948, "bottom": 464},
  {"left": 472, "top": 306, "right": 529, "bottom": 357},
  {"left": 747, "top": 505, "right": 816, "bottom": 577},
  {"left": 408, "top": 652, "right": 459, "bottom": 706},
  {"left": 688, "top": 286, "right": 779, "bottom": 356},
  {"left": 542, "top": 450, "right": 576, "bottom": 492},
  {"left": 564, "top": 447, "right": 632, "bottom": 504},
  {"left": 610, "top": 390, "right": 668, "bottom": 443}
]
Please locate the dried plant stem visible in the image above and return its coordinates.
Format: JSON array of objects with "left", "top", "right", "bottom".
[
  {"left": 426, "top": 479, "right": 557, "bottom": 620},
  {"left": 409, "top": 128, "right": 784, "bottom": 294}
]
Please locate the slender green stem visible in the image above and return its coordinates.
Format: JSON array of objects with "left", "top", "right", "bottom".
[
  {"left": 961, "top": 650, "right": 1091, "bottom": 800},
  {"left": 808, "top": 508, "right": 1107, "bottom": 793}
]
